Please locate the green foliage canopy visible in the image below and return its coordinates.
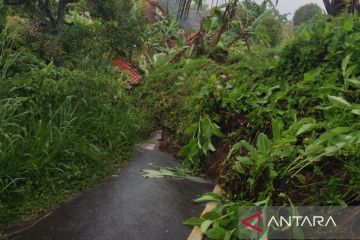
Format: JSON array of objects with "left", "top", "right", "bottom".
[
  {"left": 87, "top": 0, "right": 146, "bottom": 57},
  {"left": 293, "top": 3, "right": 322, "bottom": 26}
]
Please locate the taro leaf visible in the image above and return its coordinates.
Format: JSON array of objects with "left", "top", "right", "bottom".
[
  {"left": 194, "top": 192, "right": 221, "bottom": 203},
  {"left": 328, "top": 95, "right": 351, "bottom": 108},
  {"left": 257, "top": 133, "right": 271, "bottom": 155},
  {"left": 184, "top": 217, "right": 204, "bottom": 226},
  {"left": 201, "top": 220, "right": 214, "bottom": 233},
  {"left": 142, "top": 169, "right": 177, "bottom": 178},
  {"left": 296, "top": 123, "right": 318, "bottom": 136},
  {"left": 205, "top": 226, "right": 227, "bottom": 240}
]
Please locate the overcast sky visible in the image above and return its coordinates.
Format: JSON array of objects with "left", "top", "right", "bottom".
[
  {"left": 255, "top": 0, "right": 325, "bottom": 17},
  {"left": 206, "top": 0, "right": 326, "bottom": 18}
]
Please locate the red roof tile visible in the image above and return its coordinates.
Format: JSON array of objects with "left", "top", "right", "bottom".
[{"left": 113, "top": 59, "right": 142, "bottom": 84}]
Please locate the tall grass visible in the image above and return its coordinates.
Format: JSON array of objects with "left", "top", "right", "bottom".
[{"left": 0, "top": 27, "right": 149, "bottom": 226}]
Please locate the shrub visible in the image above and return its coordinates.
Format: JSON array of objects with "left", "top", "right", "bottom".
[
  {"left": 87, "top": 0, "right": 146, "bottom": 57},
  {"left": 276, "top": 13, "right": 360, "bottom": 80},
  {"left": 0, "top": 28, "right": 149, "bottom": 226},
  {"left": 139, "top": 14, "right": 360, "bottom": 208}
]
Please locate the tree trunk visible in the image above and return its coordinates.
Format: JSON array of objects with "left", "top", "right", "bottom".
[
  {"left": 210, "top": 24, "right": 227, "bottom": 48},
  {"left": 323, "top": 0, "right": 335, "bottom": 16},
  {"left": 209, "top": 0, "right": 238, "bottom": 48},
  {"left": 57, "top": 0, "right": 67, "bottom": 24},
  {"left": 58, "top": 0, "right": 78, "bottom": 24},
  {"left": 323, "top": 0, "right": 360, "bottom": 16},
  {"left": 38, "top": 0, "right": 57, "bottom": 29}
]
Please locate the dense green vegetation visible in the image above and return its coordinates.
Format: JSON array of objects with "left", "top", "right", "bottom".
[
  {"left": 0, "top": 0, "right": 149, "bottom": 230},
  {"left": 136, "top": 12, "right": 360, "bottom": 239},
  {"left": 2, "top": 0, "right": 360, "bottom": 239}
]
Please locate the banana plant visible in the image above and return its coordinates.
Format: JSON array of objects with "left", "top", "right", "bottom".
[{"left": 180, "top": 0, "right": 280, "bottom": 56}]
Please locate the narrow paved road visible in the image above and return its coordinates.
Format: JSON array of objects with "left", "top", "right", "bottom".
[{"left": 10, "top": 147, "right": 213, "bottom": 240}]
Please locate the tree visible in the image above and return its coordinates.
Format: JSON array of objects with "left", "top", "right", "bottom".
[
  {"left": 87, "top": 0, "right": 146, "bottom": 57},
  {"left": 4, "top": 0, "right": 78, "bottom": 30},
  {"left": 224, "top": 0, "right": 282, "bottom": 50},
  {"left": 293, "top": 3, "right": 322, "bottom": 26}
]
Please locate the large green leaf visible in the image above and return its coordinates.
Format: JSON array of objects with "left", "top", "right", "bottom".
[
  {"left": 347, "top": 78, "right": 360, "bottom": 88},
  {"left": 201, "top": 220, "right": 214, "bottom": 233},
  {"left": 342, "top": 54, "right": 352, "bottom": 73},
  {"left": 328, "top": 95, "right": 351, "bottom": 108},
  {"left": 296, "top": 123, "right": 318, "bottom": 136},
  {"left": 205, "top": 227, "right": 227, "bottom": 240},
  {"left": 183, "top": 217, "right": 204, "bottom": 226},
  {"left": 236, "top": 156, "right": 252, "bottom": 165},
  {"left": 304, "top": 143, "right": 324, "bottom": 156},
  {"left": 241, "top": 140, "right": 257, "bottom": 156},
  {"left": 352, "top": 109, "right": 360, "bottom": 116},
  {"left": 194, "top": 193, "right": 221, "bottom": 203},
  {"left": 142, "top": 169, "right": 176, "bottom": 178},
  {"left": 272, "top": 118, "right": 283, "bottom": 141},
  {"left": 256, "top": 133, "right": 271, "bottom": 154}
]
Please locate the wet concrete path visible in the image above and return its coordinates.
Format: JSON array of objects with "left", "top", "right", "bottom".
[{"left": 10, "top": 134, "right": 213, "bottom": 240}]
